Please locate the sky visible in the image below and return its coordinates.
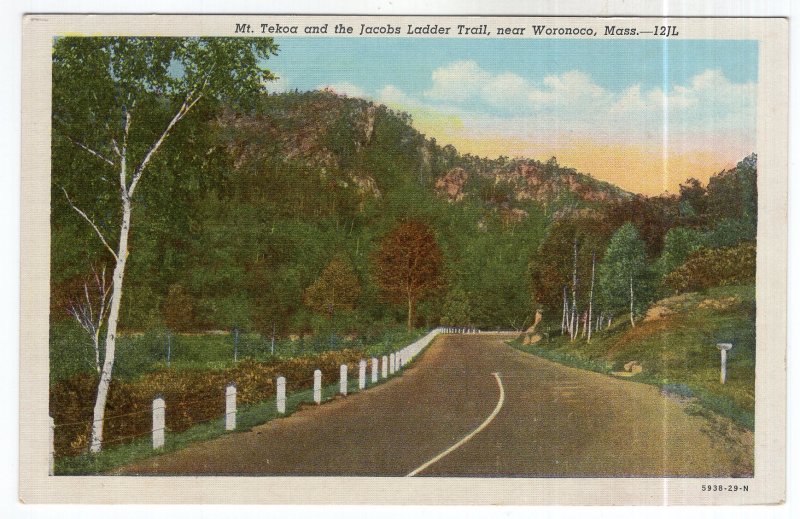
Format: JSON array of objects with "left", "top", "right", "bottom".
[{"left": 264, "top": 38, "right": 758, "bottom": 195}]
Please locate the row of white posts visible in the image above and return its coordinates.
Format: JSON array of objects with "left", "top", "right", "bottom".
[
  {"left": 442, "top": 327, "right": 479, "bottom": 334},
  {"left": 49, "top": 328, "right": 445, "bottom": 476}
]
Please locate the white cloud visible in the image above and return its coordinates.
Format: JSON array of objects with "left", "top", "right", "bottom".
[
  {"left": 424, "top": 60, "right": 489, "bottom": 102},
  {"left": 378, "top": 84, "right": 417, "bottom": 107},
  {"left": 315, "top": 81, "right": 367, "bottom": 98},
  {"left": 264, "top": 75, "right": 290, "bottom": 93},
  {"left": 405, "top": 61, "right": 756, "bottom": 151}
]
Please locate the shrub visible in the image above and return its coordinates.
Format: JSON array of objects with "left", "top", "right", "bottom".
[
  {"left": 50, "top": 349, "right": 363, "bottom": 458},
  {"left": 663, "top": 243, "right": 755, "bottom": 293}
]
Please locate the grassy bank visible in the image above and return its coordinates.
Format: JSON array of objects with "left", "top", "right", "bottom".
[{"left": 512, "top": 285, "right": 755, "bottom": 430}]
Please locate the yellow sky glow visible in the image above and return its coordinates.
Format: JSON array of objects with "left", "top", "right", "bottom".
[{"left": 409, "top": 114, "right": 746, "bottom": 196}]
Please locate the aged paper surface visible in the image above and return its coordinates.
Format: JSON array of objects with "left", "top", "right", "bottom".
[{"left": 20, "top": 14, "right": 787, "bottom": 505}]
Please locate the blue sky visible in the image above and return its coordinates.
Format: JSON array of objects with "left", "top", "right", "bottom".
[
  {"left": 267, "top": 38, "right": 757, "bottom": 99},
  {"left": 263, "top": 38, "right": 758, "bottom": 194}
]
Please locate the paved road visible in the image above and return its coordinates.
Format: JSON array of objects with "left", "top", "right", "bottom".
[{"left": 118, "top": 334, "right": 752, "bottom": 477}]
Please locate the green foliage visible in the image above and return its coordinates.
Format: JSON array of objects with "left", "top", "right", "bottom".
[
  {"left": 50, "top": 39, "right": 757, "bottom": 392},
  {"left": 50, "top": 321, "right": 100, "bottom": 383},
  {"left": 597, "top": 223, "right": 652, "bottom": 316},
  {"left": 440, "top": 287, "right": 471, "bottom": 326},
  {"left": 530, "top": 215, "right": 611, "bottom": 316},
  {"left": 705, "top": 218, "right": 757, "bottom": 248},
  {"left": 664, "top": 243, "right": 756, "bottom": 293},
  {"left": 602, "top": 195, "right": 679, "bottom": 257},
  {"left": 304, "top": 256, "right": 362, "bottom": 318},
  {"left": 657, "top": 226, "right": 707, "bottom": 277},
  {"left": 706, "top": 153, "right": 757, "bottom": 225},
  {"left": 678, "top": 178, "right": 707, "bottom": 220}
]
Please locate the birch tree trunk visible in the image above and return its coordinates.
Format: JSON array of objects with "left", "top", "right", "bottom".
[
  {"left": 581, "top": 311, "right": 587, "bottom": 338},
  {"left": 89, "top": 196, "right": 131, "bottom": 453},
  {"left": 87, "top": 95, "right": 196, "bottom": 452},
  {"left": 587, "top": 253, "right": 595, "bottom": 343},
  {"left": 571, "top": 304, "right": 577, "bottom": 341},
  {"left": 629, "top": 275, "right": 635, "bottom": 328},
  {"left": 570, "top": 238, "right": 578, "bottom": 341}
]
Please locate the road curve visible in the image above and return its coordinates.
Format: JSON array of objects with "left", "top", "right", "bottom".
[{"left": 117, "top": 334, "right": 752, "bottom": 477}]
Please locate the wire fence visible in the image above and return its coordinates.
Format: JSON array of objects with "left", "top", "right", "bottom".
[{"left": 50, "top": 327, "right": 451, "bottom": 473}]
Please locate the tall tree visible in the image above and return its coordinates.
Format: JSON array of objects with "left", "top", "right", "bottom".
[
  {"left": 52, "top": 37, "right": 279, "bottom": 452},
  {"left": 304, "top": 256, "right": 361, "bottom": 318},
  {"left": 587, "top": 252, "right": 595, "bottom": 343},
  {"left": 597, "top": 223, "right": 650, "bottom": 328},
  {"left": 657, "top": 226, "right": 707, "bottom": 278},
  {"left": 372, "top": 220, "right": 444, "bottom": 330}
]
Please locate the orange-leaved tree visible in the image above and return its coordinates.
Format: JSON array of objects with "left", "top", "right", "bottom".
[{"left": 372, "top": 220, "right": 444, "bottom": 330}]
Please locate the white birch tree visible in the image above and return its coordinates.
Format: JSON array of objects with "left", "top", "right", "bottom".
[
  {"left": 597, "top": 223, "right": 649, "bottom": 330},
  {"left": 52, "top": 37, "right": 278, "bottom": 453},
  {"left": 587, "top": 252, "right": 595, "bottom": 343},
  {"left": 66, "top": 265, "right": 111, "bottom": 373}
]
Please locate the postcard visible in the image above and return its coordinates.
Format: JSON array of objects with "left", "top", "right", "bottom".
[{"left": 19, "top": 14, "right": 788, "bottom": 505}]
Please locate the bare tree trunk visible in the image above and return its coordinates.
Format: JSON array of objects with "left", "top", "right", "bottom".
[
  {"left": 571, "top": 303, "right": 578, "bottom": 341},
  {"left": 570, "top": 237, "right": 578, "bottom": 341},
  {"left": 89, "top": 196, "right": 131, "bottom": 453},
  {"left": 561, "top": 285, "right": 568, "bottom": 334},
  {"left": 587, "top": 253, "right": 595, "bottom": 343},
  {"left": 581, "top": 310, "right": 587, "bottom": 338},
  {"left": 629, "top": 275, "right": 635, "bottom": 328},
  {"left": 407, "top": 296, "right": 415, "bottom": 332},
  {"left": 67, "top": 266, "right": 111, "bottom": 374}
]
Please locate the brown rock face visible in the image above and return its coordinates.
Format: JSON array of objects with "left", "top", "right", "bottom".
[{"left": 435, "top": 168, "right": 469, "bottom": 202}]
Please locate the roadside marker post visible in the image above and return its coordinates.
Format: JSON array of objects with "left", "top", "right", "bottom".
[
  {"left": 358, "top": 360, "right": 366, "bottom": 390},
  {"left": 381, "top": 356, "right": 388, "bottom": 378},
  {"left": 225, "top": 383, "right": 236, "bottom": 431},
  {"left": 389, "top": 353, "right": 396, "bottom": 375},
  {"left": 152, "top": 395, "right": 166, "bottom": 450},
  {"left": 340, "top": 364, "right": 348, "bottom": 395},
  {"left": 716, "top": 343, "right": 733, "bottom": 384},
  {"left": 49, "top": 416, "right": 55, "bottom": 476},
  {"left": 371, "top": 357, "right": 378, "bottom": 383},
  {"left": 313, "top": 370, "right": 322, "bottom": 404},
  {"left": 277, "top": 376, "right": 286, "bottom": 414}
]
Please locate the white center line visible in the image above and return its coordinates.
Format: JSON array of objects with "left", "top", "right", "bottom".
[{"left": 406, "top": 372, "right": 505, "bottom": 477}]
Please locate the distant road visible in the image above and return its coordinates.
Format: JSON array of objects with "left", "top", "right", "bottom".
[{"left": 118, "top": 334, "right": 751, "bottom": 477}]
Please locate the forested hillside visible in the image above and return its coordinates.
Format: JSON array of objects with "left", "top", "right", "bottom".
[
  {"left": 529, "top": 153, "right": 756, "bottom": 337},
  {"left": 52, "top": 90, "right": 631, "bottom": 339},
  {"left": 52, "top": 87, "right": 756, "bottom": 356},
  {"left": 47, "top": 38, "right": 760, "bottom": 473}
]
